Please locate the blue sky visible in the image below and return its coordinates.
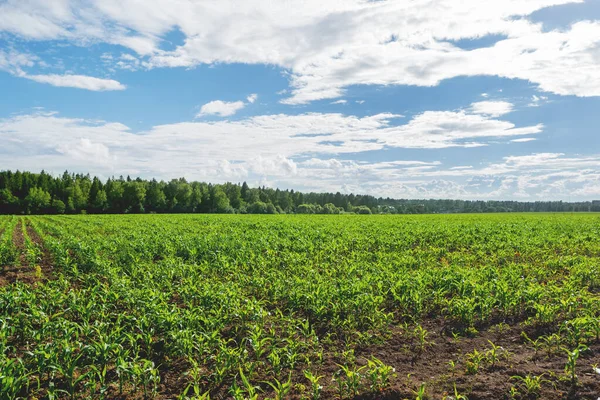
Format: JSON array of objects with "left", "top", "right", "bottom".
[{"left": 1, "top": 0, "right": 599, "bottom": 200}]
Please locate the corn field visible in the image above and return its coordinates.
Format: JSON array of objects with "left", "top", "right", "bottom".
[{"left": 0, "top": 214, "right": 599, "bottom": 399}]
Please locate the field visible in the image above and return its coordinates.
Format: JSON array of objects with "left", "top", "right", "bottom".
[{"left": 0, "top": 214, "right": 600, "bottom": 399}]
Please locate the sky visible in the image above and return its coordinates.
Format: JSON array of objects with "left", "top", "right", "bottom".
[{"left": 1, "top": 0, "right": 600, "bottom": 200}]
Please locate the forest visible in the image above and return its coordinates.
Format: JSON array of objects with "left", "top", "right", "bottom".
[{"left": 0, "top": 170, "right": 598, "bottom": 215}]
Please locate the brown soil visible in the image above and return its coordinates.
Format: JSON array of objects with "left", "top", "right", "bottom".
[
  {"left": 13, "top": 218, "right": 27, "bottom": 265},
  {"left": 0, "top": 219, "right": 31, "bottom": 286},
  {"left": 0, "top": 218, "right": 53, "bottom": 286},
  {"left": 94, "top": 320, "right": 600, "bottom": 400},
  {"left": 25, "top": 219, "right": 55, "bottom": 280},
  {"left": 340, "top": 321, "right": 600, "bottom": 400}
]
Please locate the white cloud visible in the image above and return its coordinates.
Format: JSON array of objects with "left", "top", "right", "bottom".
[
  {"left": 511, "top": 137, "right": 537, "bottom": 143},
  {"left": 23, "top": 73, "right": 126, "bottom": 91},
  {"left": 197, "top": 100, "right": 246, "bottom": 117},
  {"left": 56, "top": 138, "right": 115, "bottom": 163},
  {"left": 0, "top": 106, "right": 539, "bottom": 174},
  {"left": 0, "top": 49, "right": 126, "bottom": 91},
  {"left": 247, "top": 94, "right": 258, "bottom": 104},
  {"left": 0, "top": 49, "right": 37, "bottom": 73},
  {"left": 470, "top": 101, "right": 514, "bottom": 117},
  {"left": 3, "top": 0, "right": 599, "bottom": 101},
  {"left": 528, "top": 94, "right": 550, "bottom": 107},
  {"left": 251, "top": 155, "right": 297, "bottom": 176},
  {"left": 330, "top": 99, "right": 347, "bottom": 105},
  {"left": 1, "top": 108, "right": 598, "bottom": 200}
]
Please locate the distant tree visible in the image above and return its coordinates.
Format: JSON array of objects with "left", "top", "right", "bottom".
[
  {"left": 241, "top": 181, "right": 250, "bottom": 201},
  {"left": 266, "top": 203, "right": 277, "bottom": 214},
  {"left": 51, "top": 199, "right": 66, "bottom": 214},
  {"left": 247, "top": 201, "right": 268, "bottom": 214},
  {"left": 105, "top": 180, "right": 125, "bottom": 212},
  {"left": 92, "top": 190, "right": 108, "bottom": 212},
  {"left": 212, "top": 187, "right": 230, "bottom": 213},
  {"left": 0, "top": 189, "right": 19, "bottom": 214},
  {"left": 146, "top": 181, "right": 167, "bottom": 212},
  {"left": 189, "top": 185, "right": 203, "bottom": 213},
  {"left": 223, "top": 183, "right": 242, "bottom": 209},
  {"left": 67, "top": 182, "right": 88, "bottom": 212},
  {"left": 322, "top": 203, "right": 340, "bottom": 214},
  {"left": 0, "top": 169, "right": 598, "bottom": 215},
  {"left": 244, "top": 188, "right": 260, "bottom": 204},
  {"left": 296, "top": 204, "right": 316, "bottom": 214},
  {"left": 25, "top": 187, "right": 51, "bottom": 214},
  {"left": 123, "top": 181, "right": 146, "bottom": 213},
  {"left": 354, "top": 205, "right": 372, "bottom": 215}
]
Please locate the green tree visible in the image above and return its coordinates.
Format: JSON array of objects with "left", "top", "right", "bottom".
[
  {"left": 146, "top": 180, "right": 167, "bottom": 212},
  {"left": 212, "top": 187, "right": 230, "bottom": 213},
  {"left": 0, "top": 188, "right": 19, "bottom": 214},
  {"left": 92, "top": 190, "right": 108, "bottom": 212},
  {"left": 51, "top": 199, "right": 66, "bottom": 214},
  {"left": 25, "top": 187, "right": 51, "bottom": 214},
  {"left": 123, "top": 182, "right": 146, "bottom": 213}
]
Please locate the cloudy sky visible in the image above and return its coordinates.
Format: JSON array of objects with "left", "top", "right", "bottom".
[{"left": 1, "top": 0, "right": 600, "bottom": 200}]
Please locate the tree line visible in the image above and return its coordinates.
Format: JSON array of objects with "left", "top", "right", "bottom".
[{"left": 0, "top": 170, "right": 599, "bottom": 215}]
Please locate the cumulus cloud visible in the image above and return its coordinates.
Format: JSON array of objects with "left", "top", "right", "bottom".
[
  {"left": 1, "top": 108, "right": 598, "bottom": 199},
  {"left": 197, "top": 100, "right": 246, "bottom": 117},
  {"left": 330, "top": 99, "right": 347, "bottom": 105},
  {"left": 2, "top": 0, "right": 599, "bottom": 101},
  {"left": 246, "top": 94, "right": 258, "bottom": 104},
  {"left": 470, "top": 101, "right": 514, "bottom": 117},
  {"left": 0, "top": 106, "right": 537, "bottom": 170},
  {"left": 0, "top": 104, "right": 566, "bottom": 198},
  {"left": 56, "top": 138, "right": 115, "bottom": 163}
]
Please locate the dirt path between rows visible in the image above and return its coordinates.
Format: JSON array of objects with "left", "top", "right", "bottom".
[
  {"left": 25, "top": 219, "right": 55, "bottom": 281},
  {"left": 0, "top": 218, "right": 30, "bottom": 286},
  {"left": 0, "top": 218, "right": 52, "bottom": 286}
]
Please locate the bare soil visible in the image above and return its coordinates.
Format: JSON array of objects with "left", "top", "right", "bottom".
[
  {"left": 25, "top": 218, "right": 55, "bottom": 280},
  {"left": 101, "top": 320, "right": 600, "bottom": 400},
  {"left": 0, "top": 218, "right": 53, "bottom": 286}
]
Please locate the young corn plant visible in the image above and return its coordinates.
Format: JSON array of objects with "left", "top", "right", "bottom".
[
  {"left": 485, "top": 340, "right": 510, "bottom": 367},
  {"left": 52, "top": 344, "right": 89, "bottom": 400},
  {"left": 365, "top": 356, "right": 396, "bottom": 392},
  {"left": 238, "top": 368, "right": 260, "bottom": 400},
  {"left": 0, "top": 357, "right": 32, "bottom": 400},
  {"left": 540, "top": 333, "right": 563, "bottom": 357},
  {"left": 510, "top": 374, "right": 548, "bottom": 399},
  {"left": 412, "top": 383, "right": 428, "bottom": 400},
  {"left": 465, "top": 349, "right": 486, "bottom": 375},
  {"left": 303, "top": 370, "right": 324, "bottom": 400},
  {"left": 181, "top": 358, "right": 206, "bottom": 399},
  {"left": 563, "top": 345, "right": 588, "bottom": 386},
  {"left": 131, "top": 359, "right": 161, "bottom": 399},
  {"left": 263, "top": 373, "right": 292, "bottom": 400},
  {"left": 333, "top": 364, "right": 365, "bottom": 398},
  {"left": 413, "top": 324, "right": 433, "bottom": 353},
  {"left": 521, "top": 332, "right": 543, "bottom": 360},
  {"left": 442, "top": 383, "right": 468, "bottom": 400}
]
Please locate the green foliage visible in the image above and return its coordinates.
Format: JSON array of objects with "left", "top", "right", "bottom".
[
  {"left": 25, "top": 187, "right": 51, "bottom": 213},
  {"left": 0, "top": 213, "right": 599, "bottom": 399},
  {"left": 2, "top": 170, "right": 599, "bottom": 215}
]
